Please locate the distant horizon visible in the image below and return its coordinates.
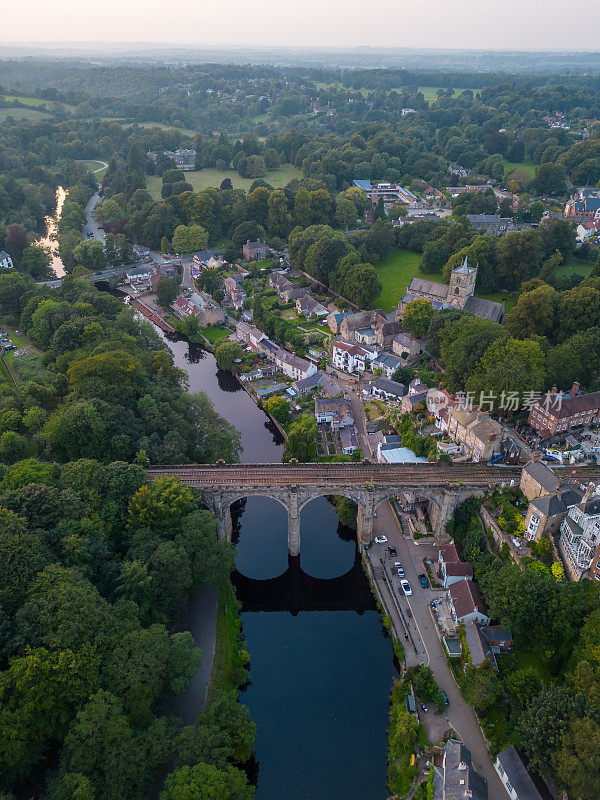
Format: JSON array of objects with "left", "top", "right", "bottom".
[
  {"left": 2, "top": 41, "right": 600, "bottom": 54},
  {"left": 3, "top": 0, "right": 600, "bottom": 52}
]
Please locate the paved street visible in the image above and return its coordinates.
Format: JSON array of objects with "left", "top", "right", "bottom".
[{"left": 369, "top": 500, "right": 508, "bottom": 798}]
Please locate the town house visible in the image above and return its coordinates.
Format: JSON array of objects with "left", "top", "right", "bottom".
[
  {"left": 559, "top": 486, "right": 600, "bottom": 580},
  {"left": 528, "top": 383, "right": 600, "bottom": 436},
  {"left": 332, "top": 341, "right": 376, "bottom": 373},
  {"left": 447, "top": 408, "right": 504, "bottom": 462}
]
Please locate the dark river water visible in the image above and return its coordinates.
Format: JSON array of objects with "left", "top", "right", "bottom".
[{"left": 153, "top": 328, "right": 395, "bottom": 800}]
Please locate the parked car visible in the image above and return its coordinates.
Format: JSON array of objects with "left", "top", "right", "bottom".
[
  {"left": 374, "top": 535, "right": 387, "bottom": 544},
  {"left": 419, "top": 574, "right": 428, "bottom": 589},
  {"left": 400, "top": 580, "right": 412, "bottom": 596},
  {"left": 396, "top": 567, "right": 405, "bottom": 578},
  {"left": 3, "top": 344, "right": 15, "bottom": 351},
  {"left": 440, "top": 690, "right": 449, "bottom": 706}
]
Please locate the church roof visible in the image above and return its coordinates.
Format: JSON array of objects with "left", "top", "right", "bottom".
[
  {"left": 406, "top": 277, "right": 449, "bottom": 300},
  {"left": 463, "top": 295, "right": 505, "bottom": 322}
]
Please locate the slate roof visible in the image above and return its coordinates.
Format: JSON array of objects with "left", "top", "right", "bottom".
[
  {"left": 532, "top": 391, "right": 600, "bottom": 419},
  {"left": 372, "top": 377, "right": 407, "bottom": 397},
  {"left": 407, "top": 277, "right": 449, "bottom": 299},
  {"left": 531, "top": 494, "right": 567, "bottom": 516},
  {"left": 496, "top": 747, "right": 543, "bottom": 800},
  {"left": 523, "top": 460, "right": 560, "bottom": 493},
  {"left": 193, "top": 249, "right": 215, "bottom": 262},
  {"left": 462, "top": 295, "right": 505, "bottom": 323},
  {"left": 444, "top": 739, "right": 488, "bottom": 800}
]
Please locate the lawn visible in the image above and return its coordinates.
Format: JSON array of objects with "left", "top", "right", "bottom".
[
  {"left": 79, "top": 160, "right": 108, "bottom": 180},
  {"left": 413, "top": 86, "right": 472, "bottom": 104},
  {"left": 502, "top": 158, "right": 536, "bottom": 178},
  {"left": 0, "top": 324, "right": 39, "bottom": 381},
  {"left": 313, "top": 83, "right": 472, "bottom": 104},
  {"left": 556, "top": 257, "right": 594, "bottom": 279},
  {"left": 146, "top": 164, "right": 302, "bottom": 199},
  {"left": 2, "top": 94, "right": 48, "bottom": 106},
  {"left": 201, "top": 326, "right": 230, "bottom": 344},
  {"left": 483, "top": 702, "right": 511, "bottom": 753},
  {"left": 370, "top": 248, "right": 424, "bottom": 312},
  {"left": 0, "top": 107, "right": 52, "bottom": 122},
  {"left": 134, "top": 121, "right": 198, "bottom": 136},
  {"left": 516, "top": 649, "right": 552, "bottom": 683},
  {"left": 476, "top": 291, "right": 517, "bottom": 313}
]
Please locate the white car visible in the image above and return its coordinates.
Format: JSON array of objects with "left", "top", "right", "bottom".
[
  {"left": 400, "top": 580, "right": 413, "bottom": 596},
  {"left": 373, "top": 535, "right": 388, "bottom": 544}
]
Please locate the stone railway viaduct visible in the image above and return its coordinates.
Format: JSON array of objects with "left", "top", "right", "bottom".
[{"left": 147, "top": 463, "right": 533, "bottom": 555}]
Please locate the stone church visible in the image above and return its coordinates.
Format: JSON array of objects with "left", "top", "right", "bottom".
[{"left": 397, "top": 257, "right": 505, "bottom": 323}]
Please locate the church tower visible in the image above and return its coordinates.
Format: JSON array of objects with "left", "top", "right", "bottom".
[{"left": 448, "top": 255, "right": 477, "bottom": 309}]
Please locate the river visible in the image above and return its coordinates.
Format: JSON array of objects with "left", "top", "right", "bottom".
[
  {"left": 36, "top": 186, "right": 67, "bottom": 278},
  {"left": 154, "top": 328, "right": 395, "bottom": 799}
]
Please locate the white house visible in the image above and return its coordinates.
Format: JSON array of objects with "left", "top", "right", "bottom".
[
  {"left": 314, "top": 398, "right": 354, "bottom": 428},
  {"left": 495, "top": 747, "right": 543, "bottom": 800},
  {"left": 332, "top": 341, "right": 377, "bottom": 373},
  {"left": 372, "top": 352, "right": 402, "bottom": 379},
  {"left": 0, "top": 250, "right": 14, "bottom": 270},
  {"left": 340, "top": 425, "right": 359, "bottom": 454},
  {"left": 559, "top": 487, "right": 600, "bottom": 580},
  {"left": 448, "top": 579, "right": 490, "bottom": 626},
  {"left": 366, "top": 377, "right": 407, "bottom": 402},
  {"left": 275, "top": 349, "right": 317, "bottom": 381}
]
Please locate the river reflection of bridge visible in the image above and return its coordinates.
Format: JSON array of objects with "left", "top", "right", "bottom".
[
  {"left": 231, "top": 496, "right": 376, "bottom": 613},
  {"left": 233, "top": 554, "right": 375, "bottom": 613}
]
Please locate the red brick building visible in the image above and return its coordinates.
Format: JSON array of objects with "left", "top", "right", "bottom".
[{"left": 528, "top": 383, "right": 600, "bottom": 436}]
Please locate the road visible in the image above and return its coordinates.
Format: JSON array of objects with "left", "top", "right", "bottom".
[{"left": 369, "top": 501, "right": 508, "bottom": 798}]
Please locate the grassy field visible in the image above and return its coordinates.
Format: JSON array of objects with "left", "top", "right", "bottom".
[
  {"left": 370, "top": 248, "right": 424, "bottom": 312},
  {"left": 477, "top": 291, "right": 517, "bottom": 313},
  {"left": 133, "top": 120, "right": 198, "bottom": 136},
  {"left": 146, "top": 164, "right": 302, "bottom": 199},
  {"left": 556, "top": 257, "right": 594, "bottom": 279},
  {"left": 0, "top": 107, "right": 52, "bottom": 122},
  {"left": 413, "top": 86, "right": 471, "bottom": 104},
  {"left": 502, "top": 158, "right": 536, "bottom": 178},
  {"left": 0, "top": 324, "right": 39, "bottom": 381},
  {"left": 2, "top": 94, "right": 48, "bottom": 106},
  {"left": 516, "top": 649, "right": 552, "bottom": 683},
  {"left": 201, "top": 326, "right": 230, "bottom": 344},
  {"left": 79, "top": 160, "right": 108, "bottom": 180},
  {"left": 313, "top": 82, "right": 472, "bottom": 104},
  {"left": 1, "top": 94, "right": 77, "bottom": 113},
  {"left": 371, "top": 249, "right": 520, "bottom": 314}
]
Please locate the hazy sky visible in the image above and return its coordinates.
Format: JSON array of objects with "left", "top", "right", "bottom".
[{"left": 3, "top": 0, "right": 600, "bottom": 50}]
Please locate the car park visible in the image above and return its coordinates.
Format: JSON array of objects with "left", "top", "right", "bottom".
[
  {"left": 400, "top": 580, "right": 412, "bottom": 596},
  {"left": 373, "top": 535, "right": 387, "bottom": 544}
]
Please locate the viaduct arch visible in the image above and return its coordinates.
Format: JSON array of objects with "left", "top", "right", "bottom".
[{"left": 147, "top": 463, "right": 526, "bottom": 555}]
